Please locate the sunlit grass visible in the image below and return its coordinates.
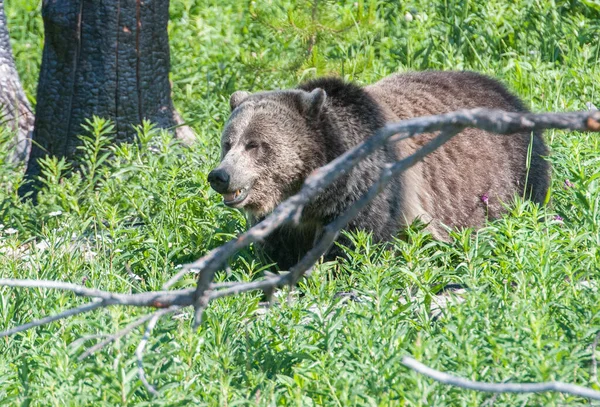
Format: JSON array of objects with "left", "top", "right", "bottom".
[{"left": 1, "top": 0, "right": 599, "bottom": 405}]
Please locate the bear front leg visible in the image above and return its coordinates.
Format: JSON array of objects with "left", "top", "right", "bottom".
[{"left": 257, "top": 223, "right": 323, "bottom": 271}]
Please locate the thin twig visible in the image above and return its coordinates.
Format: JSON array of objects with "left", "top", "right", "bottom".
[
  {"left": 0, "top": 283, "right": 196, "bottom": 338},
  {"left": 69, "top": 333, "right": 112, "bottom": 349},
  {"left": 0, "top": 278, "right": 119, "bottom": 299},
  {"left": 0, "top": 300, "right": 103, "bottom": 338},
  {"left": 402, "top": 356, "right": 600, "bottom": 400},
  {"left": 0, "top": 278, "right": 196, "bottom": 306},
  {"left": 136, "top": 308, "right": 177, "bottom": 396},
  {"left": 79, "top": 310, "right": 175, "bottom": 360}
]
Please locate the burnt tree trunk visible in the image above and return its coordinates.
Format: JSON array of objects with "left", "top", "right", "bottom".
[
  {"left": 0, "top": 0, "right": 34, "bottom": 165},
  {"left": 22, "top": 0, "right": 190, "bottom": 194}
]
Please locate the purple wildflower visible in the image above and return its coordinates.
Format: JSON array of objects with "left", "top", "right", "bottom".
[
  {"left": 564, "top": 179, "right": 573, "bottom": 189},
  {"left": 554, "top": 215, "right": 563, "bottom": 222},
  {"left": 82, "top": 276, "right": 89, "bottom": 286},
  {"left": 481, "top": 193, "right": 489, "bottom": 205}
]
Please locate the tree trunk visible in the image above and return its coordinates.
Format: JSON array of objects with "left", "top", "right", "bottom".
[
  {"left": 0, "top": 0, "right": 34, "bottom": 165},
  {"left": 22, "top": 0, "right": 187, "bottom": 194}
]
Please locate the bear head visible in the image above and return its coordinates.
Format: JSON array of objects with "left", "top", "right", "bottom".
[{"left": 208, "top": 88, "right": 327, "bottom": 218}]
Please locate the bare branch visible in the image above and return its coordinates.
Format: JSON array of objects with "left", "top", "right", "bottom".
[
  {"left": 78, "top": 310, "right": 178, "bottom": 360},
  {"left": 136, "top": 307, "right": 178, "bottom": 396},
  {"left": 0, "top": 278, "right": 120, "bottom": 298},
  {"left": 0, "top": 278, "right": 197, "bottom": 308},
  {"left": 178, "top": 109, "right": 600, "bottom": 324},
  {"left": 203, "top": 129, "right": 461, "bottom": 303},
  {"left": 173, "top": 110, "right": 196, "bottom": 146},
  {"left": 402, "top": 356, "right": 600, "bottom": 401},
  {"left": 2, "top": 109, "right": 600, "bottom": 334},
  {"left": 1, "top": 109, "right": 600, "bottom": 395},
  {"left": 0, "top": 300, "right": 103, "bottom": 338}
]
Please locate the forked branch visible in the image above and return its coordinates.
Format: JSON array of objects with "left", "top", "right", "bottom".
[{"left": 1, "top": 108, "right": 600, "bottom": 396}]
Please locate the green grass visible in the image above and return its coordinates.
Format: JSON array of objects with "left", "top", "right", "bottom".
[{"left": 1, "top": 0, "right": 600, "bottom": 405}]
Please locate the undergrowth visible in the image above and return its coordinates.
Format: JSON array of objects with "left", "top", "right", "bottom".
[{"left": 1, "top": 0, "right": 599, "bottom": 405}]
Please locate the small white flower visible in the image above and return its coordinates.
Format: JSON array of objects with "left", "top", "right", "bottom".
[
  {"left": 128, "top": 272, "right": 142, "bottom": 281},
  {"left": 114, "top": 249, "right": 123, "bottom": 253},
  {"left": 174, "top": 264, "right": 183, "bottom": 269},
  {"left": 49, "top": 211, "right": 63, "bottom": 217},
  {"left": 404, "top": 12, "right": 413, "bottom": 22},
  {"left": 5, "top": 228, "right": 18, "bottom": 235}
]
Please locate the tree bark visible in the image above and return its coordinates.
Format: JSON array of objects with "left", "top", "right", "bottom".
[
  {"left": 22, "top": 0, "right": 186, "bottom": 193},
  {"left": 0, "top": 0, "right": 34, "bottom": 165}
]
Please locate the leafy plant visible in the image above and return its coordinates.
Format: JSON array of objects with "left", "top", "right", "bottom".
[{"left": 0, "top": 0, "right": 599, "bottom": 405}]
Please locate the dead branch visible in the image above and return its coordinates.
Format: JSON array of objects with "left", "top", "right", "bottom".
[
  {"left": 184, "top": 108, "right": 600, "bottom": 328},
  {"left": 136, "top": 306, "right": 180, "bottom": 395},
  {"left": 1, "top": 108, "right": 599, "bottom": 396},
  {"left": 402, "top": 356, "right": 600, "bottom": 401},
  {"left": 78, "top": 309, "right": 176, "bottom": 360},
  {"left": 0, "top": 278, "right": 197, "bottom": 308},
  {"left": 0, "top": 300, "right": 103, "bottom": 338}
]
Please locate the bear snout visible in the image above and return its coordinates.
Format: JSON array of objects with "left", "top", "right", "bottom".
[{"left": 207, "top": 168, "right": 230, "bottom": 193}]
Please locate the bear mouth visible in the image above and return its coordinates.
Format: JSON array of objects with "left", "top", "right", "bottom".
[{"left": 222, "top": 187, "right": 250, "bottom": 207}]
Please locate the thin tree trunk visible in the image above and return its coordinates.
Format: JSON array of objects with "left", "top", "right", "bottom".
[
  {"left": 22, "top": 0, "right": 191, "bottom": 195},
  {"left": 0, "top": 0, "right": 34, "bottom": 165}
]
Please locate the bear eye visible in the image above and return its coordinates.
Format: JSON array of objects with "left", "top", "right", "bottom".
[{"left": 245, "top": 141, "right": 259, "bottom": 150}]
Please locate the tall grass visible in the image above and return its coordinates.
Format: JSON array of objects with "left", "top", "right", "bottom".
[{"left": 1, "top": 0, "right": 599, "bottom": 405}]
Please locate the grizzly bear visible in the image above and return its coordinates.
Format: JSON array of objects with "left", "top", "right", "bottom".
[{"left": 208, "top": 71, "right": 550, "bottom": 270}]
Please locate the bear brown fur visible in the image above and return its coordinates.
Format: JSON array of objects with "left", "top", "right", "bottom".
[{"left": 208, "top": 71, "right": 550, "bottom": 270}]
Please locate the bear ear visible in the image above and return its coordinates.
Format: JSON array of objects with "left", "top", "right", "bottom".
[
  {"left": 230, "top": 91, "right": 251, "bottom": 111},
  {"left": 300, "top": 88, "right": 326, "bottom": 118}
]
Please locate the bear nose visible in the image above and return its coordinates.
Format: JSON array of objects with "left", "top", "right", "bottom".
[{"left": 207, "top": 168, "right": 230, "bottom": 193}]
